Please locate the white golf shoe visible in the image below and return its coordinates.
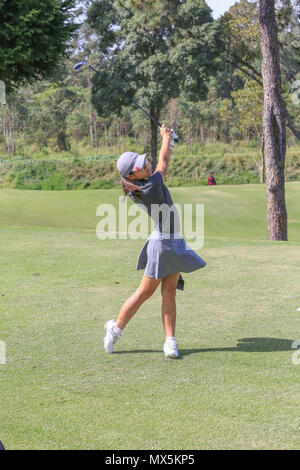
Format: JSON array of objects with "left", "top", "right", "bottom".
[
  {"left": 104, "top": 320, "right": 122, "bottom": 354},
  {"left": 163, "top": 339, "right": 179, "bottom": 359}
]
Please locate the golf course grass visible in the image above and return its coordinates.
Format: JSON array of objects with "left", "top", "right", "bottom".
[{"left": 0, "top": 182, "right": 299, "bottom": 450}]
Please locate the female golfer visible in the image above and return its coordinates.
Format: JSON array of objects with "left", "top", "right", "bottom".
[{"left": 104, "top": 124, "right": 207, "bottom": 358}]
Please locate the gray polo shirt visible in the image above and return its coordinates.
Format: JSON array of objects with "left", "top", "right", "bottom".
[{"left": 128, "top": 171, "right": 180, "bottom": 235}]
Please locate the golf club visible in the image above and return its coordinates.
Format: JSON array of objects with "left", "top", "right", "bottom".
[{"left": 74, "top": 61, "right": 179, "bottom": 144}]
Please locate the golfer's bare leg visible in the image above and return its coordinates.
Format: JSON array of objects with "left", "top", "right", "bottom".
[
  {"left": 161, "top": 273, "right": 180, "bottom": 337},
  {"left": 116, "top": 274, "right": 161, "bottom": 330}
]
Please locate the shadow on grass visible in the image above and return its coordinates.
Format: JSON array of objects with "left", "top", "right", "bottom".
[
  {"left": 114, "top": 338, "right": 295, "bottom": 357},
  {"left": 179, "top": 337, "right": 295, "bottom": 357}
]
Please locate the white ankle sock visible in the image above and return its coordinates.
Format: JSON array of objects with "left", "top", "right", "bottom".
[
  {"left": 166, "top": 336, "right": 176, "bottom": 342},
  {"left": 113, "top": 324, "right": 123, "bottom": 335}
]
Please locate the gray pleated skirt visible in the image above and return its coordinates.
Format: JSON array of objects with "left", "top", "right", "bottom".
[{"left": 136, "top": 230, "right": 207, "bottom": 291}]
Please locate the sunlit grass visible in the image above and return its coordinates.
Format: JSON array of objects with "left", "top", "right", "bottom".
[{"left": 0, "top": 184, "right": 299, "bottom": 449}]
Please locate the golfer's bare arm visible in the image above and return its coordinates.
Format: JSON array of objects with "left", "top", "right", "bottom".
[{"left": 154, "top": 124, "right": 172, "bottom": 180}]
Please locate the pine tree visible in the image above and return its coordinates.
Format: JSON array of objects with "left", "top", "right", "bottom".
[
  {"left": 0, "top": 0, "right": 77, "bottom": 92},
  {"left": 87, "top": 0, "right": 224, "bottom": 166},
  {"left": 259, "top": 0, "right": 288, "bottom": 240}
]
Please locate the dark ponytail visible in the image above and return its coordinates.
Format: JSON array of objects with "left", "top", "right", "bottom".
[{"left": 120, "top": 175, "right": 142, "bottom": 202}]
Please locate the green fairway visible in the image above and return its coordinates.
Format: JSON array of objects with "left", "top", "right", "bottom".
[{"left": 0, "top": 183, "right": 299, "bottom": 450}]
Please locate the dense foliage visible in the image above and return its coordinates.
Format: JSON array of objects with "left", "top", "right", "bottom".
[
  {"left": 0, "top": 0, "right": 299, "bottom": 188},
  {"left": 0, "top": 0, "right": 77, "bottom": 92}
]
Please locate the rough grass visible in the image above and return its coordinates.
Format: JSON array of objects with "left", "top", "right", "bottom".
[{"left": 0, "top": 183, "right": 299, "bottom": 449}]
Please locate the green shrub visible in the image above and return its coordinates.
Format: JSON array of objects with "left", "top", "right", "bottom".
[
  {"left": 0, "top": 144, "right": 299, "bottom": 190},
  {"left": 89, "top": 180, "right": 113, "bottom": 189},
  {"left": 41, "top": 174, "right": 66, "bottom": 191}
]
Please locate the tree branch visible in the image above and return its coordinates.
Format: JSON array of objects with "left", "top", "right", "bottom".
[
  {"left": 226, "top": 59, "right": 263, "bottom": 85},
  {"left": 227, "top": 55, "right": 300, "bottom": 140},
  {"left": 286, "top": 112, "right": 300, "bottom": 140},
  {"left": 229, "top": 50, "right": 263, "bottom": 80}
]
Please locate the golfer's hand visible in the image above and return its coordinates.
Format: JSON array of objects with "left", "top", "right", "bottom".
[{"left": 160, "top": 124, "right": 172, "bottom": 141}]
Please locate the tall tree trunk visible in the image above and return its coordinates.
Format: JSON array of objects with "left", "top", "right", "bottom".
[
  {"left": 260, "top": 137, "right": 265, "bottom": 184},
  {"left": 57, "top": 131, "right": 69, "bottom": 151},
  {"left": 259, "top": 0, "right": 288, "bottom": 241},
  {"left": 149, "top": 106, "right": 159, "bottom": 171},
  {"left": 89, "top": 103, "right": 94, "bottom": 148},
  {"left": 10, "top": 123, "right": 15, "bottom": 156},
  {"left": 256, "top": 128, "right": 265, "bottom": 184},
  {"left": 88, "top": 67, "right": 94, "bottom": 148},
  {"left": 94, "top": 121, "right": 97, "bottom": 148}
]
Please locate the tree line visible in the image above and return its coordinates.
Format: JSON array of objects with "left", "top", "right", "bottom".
[
  {"left": 0, "top": 0, "right": 299, "bottom": 241},
  {"left": 1, "top": 1, "right": 299, "bottom": 164}
]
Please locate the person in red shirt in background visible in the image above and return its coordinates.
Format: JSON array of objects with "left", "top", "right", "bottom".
[{"left": 208, "top": 172, "right": 216, "bottom": 185}]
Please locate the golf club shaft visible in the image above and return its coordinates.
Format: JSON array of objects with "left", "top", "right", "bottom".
[
  {"left": 88, "top": 64, "right": 164, "bottom": 128},
  {"left": 75, "top": 62, "right": 179, "bottom": 143}
]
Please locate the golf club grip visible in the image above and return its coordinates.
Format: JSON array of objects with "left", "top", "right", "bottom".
[{"left": 158, "top": 123, "right": 180, "bottom": 144}]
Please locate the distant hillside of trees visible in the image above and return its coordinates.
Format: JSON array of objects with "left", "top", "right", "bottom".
[{"left": 0, "top": 0, "right": 299, "bottom": 188}]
